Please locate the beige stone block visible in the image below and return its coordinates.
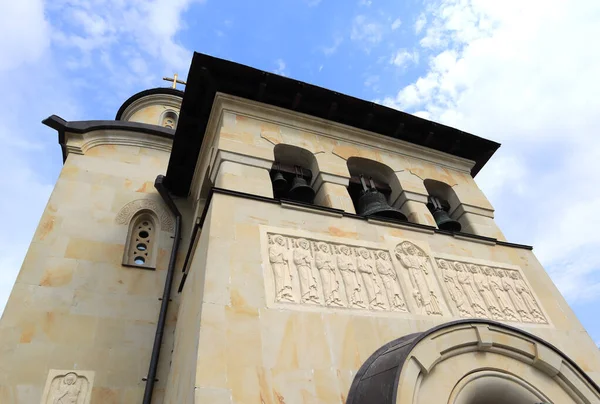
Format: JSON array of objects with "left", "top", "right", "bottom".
[
  {"left": 91, "top": 386, "right": 121, "bottom": 404},
  {"left": 324, "top": 313, "right": 363, "bottom": 371},
  {"left": 0, "top": 385, "right": 15, "bottom": 403},
  {"left": 225, "top": 306, "right": 262, "bottom": 369},
  {"left": 38, "top": 258, "right": 77, "bottom": 288},
  {"left": 259, "top": 309, "right": 299, "bottom": 370},
  {"left": 270, "top": 368, "right": 318, "bottom": 404},
  {"left": 227, "top": 366, "right": 273, "bottom": 404},
  {"left": 195, "top": 303, "right": 227, "bottom": 388},
  {"left": 315, "top": 152, "right": 351, "bottom": 178},
  {"left": 314, "top": 182, "right": 356, "bottom": 213},
  {"left": 194, "top": 387, "right": 233, "bottom": 404},
  {"left": 218, "top": 138, "right": 274, "bottom": 162},
  {"left": 294, "top": 312, "right": 332, "bottom": 370},
  {"left": 16, "top": 384, "right": 42, "bottom": 404},
  {"left": 65, "top": 238, "right": 124, "bottom": 265},
  {"left": 214, "top": 160, "right": 274, "bottom": 198},
  {"left": 314, "top": 368, "right": 343, "bottom": 404}
]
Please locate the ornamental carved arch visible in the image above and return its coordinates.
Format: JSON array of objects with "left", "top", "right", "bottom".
[
  {"left": 347, "top": 319, "right": 600, "bottom": 404},
  {"left": 115, "top": 198, "right": 174, "bottom": 232}
]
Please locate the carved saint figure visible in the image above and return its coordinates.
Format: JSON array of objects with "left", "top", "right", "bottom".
[
  {"left": 293, "top": 238, "right": 320, "bottom": 304},
  {"left": 454, "top": 262, "right": 488, "bottom": 317},
  {"left": 472, "top": 264, "right": 503, "bottom": 320},
  {"left": 512, "top": 271, "right": 545, "bottom": 322},
  {"left": 396, "top": 242, "right": 442, "bottom": 315},
  {"left": 500, "top": 269, "right": 532, "bottom": 322},
  {"left": 48, "top": 372, "right": 84, "bottom": 404},
  {"left": 437, "top": 259, "right": 472, "bottom": 317},
  {"left": 488, "top": 267, "right": 519, "bottom": 321},
  {"left": 356, "top": 248, "right": 386, "bottom": 310},
  {"left": 336, "top": 245, "right": 366, "bottom": 308},
  {"left": 315, "top": 242, "right": 344, "bottom": 307},
  {"left": 375, "top": 250, "right": 406, "bottom": 311},
  {"left": 268, "top": 235, "right": 295, "bottom": 302}
]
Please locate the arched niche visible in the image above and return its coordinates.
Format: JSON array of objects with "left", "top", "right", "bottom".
[
  {"left": 347, "top": 319, "right": 600, "bottom": 404},
  {"left": 424, "top": 178, "right": 463, "bottom": 231},
  {"left": 270, "top": 144, "right": 320, "bottom": 203},
  {"left": 159, "top": 110, "right": 179, "bottom": 129},
  {"left": 347, "top": 157, "right": 404, "bottom": 214}
]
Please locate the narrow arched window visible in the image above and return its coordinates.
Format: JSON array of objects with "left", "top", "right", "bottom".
[
  {"left": 159, "top": 110, "right": 178, "bottom": 129},
  {"left": 347, "top": 157, "right": 407, "bottom": 222},
  {"left": 123, "top": 211, "right": 158, "bottom": 269}
]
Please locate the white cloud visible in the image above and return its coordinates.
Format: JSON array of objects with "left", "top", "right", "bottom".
[
  {"left": 359, "top": 0, "right": 372, "bottom": 6},
  {"left": 274, "top": 59, "right": 287, "bottom": 76},
  {"left": 414, "top": 13, "right": 427, "bottom": 34},
  {"left": 390, "top": 49, "right": 419, "bottom": 67},
  {"left": 381, "top": 0, "right": 600, "bottom": 303},
  {"left": 351, "top": 15, "right": 384, "bottom": 50},
  {"left": 391, "top": 18, "right": 402, "bottom": 30},
  {"left": 322, "top": 35, "right": 343, "bottom": 56}
]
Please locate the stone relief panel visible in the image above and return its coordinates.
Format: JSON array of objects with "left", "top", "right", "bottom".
[
  {"left": 260, "top": 227, "right": 547, "bottom": 324},
  {"left": 115, "top": 198, "right": 174, "bottom": 232},
  {"left": 41, "top": 369, "right": 94, "bottom": 404},
  {"left": 264, "top": 232, "right": 408, "bottom": 313},
  {"left": 434, "top": 256, "right": 547, "bottom": 324}
]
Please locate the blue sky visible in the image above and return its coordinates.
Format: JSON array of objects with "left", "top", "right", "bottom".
[{"left": 2, "top": 0, "right": 599, "bottom": 343}]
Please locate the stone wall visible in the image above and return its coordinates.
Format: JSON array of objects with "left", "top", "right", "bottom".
[
  {"left": 0, "top": 142, "right": 189, "bottom": 403},
  {"left": 175, "top": 192, "right": 600, "bottom": 404}
]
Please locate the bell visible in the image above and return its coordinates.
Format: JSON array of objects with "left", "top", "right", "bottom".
[
  {"left": 287, "top": 176, "right": 316, "bottom": 204},
  {"left": 271, "top": 171, "right": 288, "bottom": 193},
  {"left": 356, "top": 177, "right": 407, "bottom": 221},
  {"left": 428, "top": 196, "right": 461, "bottom": 232}
]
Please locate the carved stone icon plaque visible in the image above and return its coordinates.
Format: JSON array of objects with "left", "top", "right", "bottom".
[{"left": 41, "top": 369, "right": 94, "bottom": 404}]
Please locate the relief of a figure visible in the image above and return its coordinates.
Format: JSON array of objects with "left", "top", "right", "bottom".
[
  {"left": 471, "top": 264, "right": 503, "bottom": 320},
  {"left": 396, "top": 242, "right": 442, "bottom": 315},
  {"left": 511, "top": 271, "right": 545, "bottom": 323},
  {"left": 336, "top": 245, "right": 366, "bottom": 308},
  {"left": 437, "top": 259, "right": 472, "bottom": 317},
  {"left": 293, "top": 238, "right": 320, "bottom": 304},
  {"left": 315, "top": 242, "right": 344, "bottom": 307},
  {"left": 268, "top": 235, "right": 295, "bottom": 302},
  {"left": 488, "top": 267, "right": 519, "bottom": 321},
  {"left": 454, "top": 262, "right": 488, "bottom": 317},
  {"left": 356, "top": 248, "right": 386, "bottom": 310},
  {"left": 500, "top": 269, "right": 532, "bottom": 322},
  {"left": 47, "top": 372, "right": 87, "bottom": 404},
  {"left": 375, "top": 250, "right": 406, "bottom": 311}
]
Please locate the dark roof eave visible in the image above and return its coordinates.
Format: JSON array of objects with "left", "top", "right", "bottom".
[
  {"left": 42, "top": 114, "right": 175, "bottom": 163},
  {"left": 166, "top": 52, "right": 501, "bottom": 197}
]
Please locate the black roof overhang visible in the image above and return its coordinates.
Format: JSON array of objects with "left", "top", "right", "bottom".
[{"left": 165, "top": 52, "right": 501, "bottom": 197}]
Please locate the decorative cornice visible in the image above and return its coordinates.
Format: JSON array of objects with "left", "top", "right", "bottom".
[{"left": 42, "top": 115, "right": 173, "bottom": 161}]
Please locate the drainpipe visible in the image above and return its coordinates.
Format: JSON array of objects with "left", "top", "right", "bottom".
[{"left": 142, "top": 174, "right": 182, "bottom": 404}]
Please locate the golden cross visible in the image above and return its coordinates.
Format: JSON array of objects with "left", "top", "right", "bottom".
[{"left": 162, "top": 73, "right": 187, "bottom": 89}]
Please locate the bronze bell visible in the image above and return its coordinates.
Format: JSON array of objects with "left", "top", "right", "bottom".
[
  {"left": 288, "top": 173, "right": 315, "bottom": 203},
  {"left": 428, "top": 196, "right": 461, "bottom": 232},
  {"left": 356, "top": 176, "right": 407, "bottom": 221},
  {"left": 271, "top": 171, "right": 288, "bottom": 193}
]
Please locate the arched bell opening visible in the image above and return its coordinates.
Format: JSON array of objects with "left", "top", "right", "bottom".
[
  {"left": 346, "top": 319, "right": 600, "bottom": 404},
  {"left": 347, "top": 157, "right": 407, "bottom": 221},
  {"left": 424, "top": 178, "right": 462, "bottom": 232},
  {"left": 269, "top": 144, "right": 319, "bottom": 204}
]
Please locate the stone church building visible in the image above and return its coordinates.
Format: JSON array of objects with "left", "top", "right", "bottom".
[{"left": 0, "top": 52, "right": 599, "bottom": 403}]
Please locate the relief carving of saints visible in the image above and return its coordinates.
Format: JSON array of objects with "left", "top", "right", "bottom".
[
  {"left": 293, "top": 238, "right": 320, "bottom": 304},
  {"left": 396, "top": 242, "right": 442, "bottom": 315},
  {"left": 437, "top": 259, "right": 472, "bottom": 317},
  {"left": 471, "top": 264, "right": 503, "bottom": 320},
  {"left": 355, "top": 248, "right": 386, "bottom": 310},
  {"left": 488, "top": 267, "right": 519, "bottom": 321},
  {"left": 512, "top": 271, "right": 545, "bottom": 323},
  {"left": 47, "top": 372, "right": 87, "bottom": 404},
  {"left": 315, "top": 242, "right": 344, "bottom": 307},
  {"left": 454, "top": 262, "right": 488, "bottom": 317},
  {"left": 336, "top": 245, "right": 366, "bottom": 308},
  {"left": 500, "top": 269, "right": 532, "bottom": 322},
  {"left": 268, "top": 235, "right": 295, "bottom": 302},
  {"left": 375, "top": 250, "right": 406, "bottom": 311}
]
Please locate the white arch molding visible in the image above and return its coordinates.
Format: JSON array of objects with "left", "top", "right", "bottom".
[{"left": 346, "top": 320, "right": 600, "bottom": 404}]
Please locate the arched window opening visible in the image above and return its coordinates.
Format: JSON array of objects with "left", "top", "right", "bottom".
[
  {"left": 347, "top": 157, "right": 406, "bottom": 221},
  {"left": 123, "top": 211, "right": 158, "bottom": 269},
  {"left": 159, "top": 110, "right": 178, "bottom": 129},
  {"left": 424, "top": 179, "right": 462, "bottom": 232},
  {"left": 269, "top": 144, "right": 318, "bottom": 204}
]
